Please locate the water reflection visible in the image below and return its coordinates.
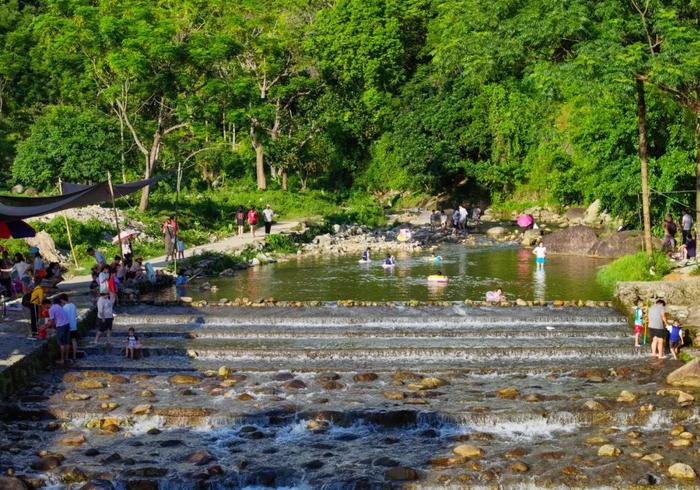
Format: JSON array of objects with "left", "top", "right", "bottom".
[{"left": 190, "top": 244, "right": 611, "bottom": 302}]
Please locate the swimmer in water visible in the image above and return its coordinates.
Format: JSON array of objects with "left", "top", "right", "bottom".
[
  {"left": 361, "top": 248, "right": 370, "bottom": 262},
  {"left": 432, "top": 252, "right": 443, "bottom": 263},
  {"left": 384, "top": 254, "right": 395, "bottom": 266}
]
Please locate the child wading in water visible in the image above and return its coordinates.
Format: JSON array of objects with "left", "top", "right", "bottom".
[
  {"left": 667, "top": 319, "right": 685, "bottom": 360},
  {"left": 633, "top": 299, "right": 644, "bottom": 347},
  {"left": 125, "top": 327, "right": 142, "bottom": 359}
]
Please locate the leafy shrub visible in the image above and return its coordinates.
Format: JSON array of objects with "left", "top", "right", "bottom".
[
  {"left": 264, "top": 234, "right": 299, "bottom": 254},
  {"left": 596, "top": 251, "right": 672, "bottom": 290}
]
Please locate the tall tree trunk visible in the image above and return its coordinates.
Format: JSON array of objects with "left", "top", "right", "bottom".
[
  {"left": 250, "top": 125, "right": 266, "bottom": 190},
  {"left": 636, "top": 78, "right": 653, "bottom": 256},
  {"left": 281, "top": 170, "right": 288, "bottom": 191},
  {"left": 696, "top": 116, "right": 700, "bottom": 240}
]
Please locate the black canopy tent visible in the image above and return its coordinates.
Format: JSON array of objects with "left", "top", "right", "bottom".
[{"left": 0, "top": 177, "right": 161, "bottom": 222}]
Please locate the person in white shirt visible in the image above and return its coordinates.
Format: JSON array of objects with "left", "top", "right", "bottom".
[
  {"left": 458, "top": 205, "right": 468, "bottom": 230},
  {"left": 95, "top": 293, "right": 113, "bottom": 345},
  {"left": 533, "top": 242, "right": 547, "bottom": 270},
  {"left": 98, "top": 265, "right": 110, "bottom": 295},
  {"left": 263, "top": 205, "right": 274, "bottom": 235},
  {"left": 60, "top": 294, "right": 79, "bottom": 362},
  {"left": 682, "top": 210, "right": 693, "bottom": 243}
]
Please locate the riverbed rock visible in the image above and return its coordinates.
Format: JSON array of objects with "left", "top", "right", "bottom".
[
  {"left": 486, "top": 227, "right": 507, "bottom": 239},
  {"left": 65, "top": 392, "right": 91, "bottom": 401},
  {"left": 218, "top": 366, "right": 231, "bottom": 379},
  {"left": 283, "top": 379, "right": 307, "bottom": 389},
  {"left": 521, "top": 229, "right": 541, "bottom": 246},
  {"left": 598, "top": 445, "right": 621, "bottom": 457},
  {"left": 642, "top": 453, "right": 664, "bottom": 463},
  {"left": 384, "top": 391, "right": 405, "bottom": 400},
  {"left": 617, "top": 390, "right": 637, "bottom": 403},
  {"left": 61, "top": 466, "right": 88, "bottom": 484},
  {"left": 509, "top": 461, "right": 529, "bottom": 473},
  {"left": 76, "top": 379, "right": 106, "bottom": 390},
  {"left": 140, "top": 390, "right": 155, "bottom": 398},
  {"left": 419, "top": 377, "right": 448, "bottom": 389},
  {"left": 31, "top": 455, "right": 63, "bottom": 471},
  {"left": 497, "top": 387, "right": 520, "bottom": 399},
  {"left": 187, "top": 450, "right": 215, "bottom": 466},
  {"left": 79, "top": 480, "right": 115, "bottom": 490},
  {"left": 453, "top": 445, "right": 484, "bottom": 458},
  {"left": 132, "top": 404, "right": 152, "bottom": 415},
  {"left": 238, "top": 393, "right": 255, "bottom": 401},
  {"left": 583, "top": 400, "right": 605, "bottom": 411},
  {"left": 353, "top": 373, "right": 379, "bottom": 382},
  {"left": 59, "top": 434, "right": 86, "bottom": 446},
  {"left": 678, "top": 391, "right": 695, "bottom": 406},
  {"left": 589, "top": 230, "right": 646, "bottom": 258},
  {"left": 668, "top": 462, "right": 696, "bottom": 480},
  {"left": 671, "top": 439, "right": 692, "bottom": 448},
  {"left": 0, "top": 477, "right": 28, "bottom": 490},
  {"left": 384, "top": 467, "right": 418, "bottom": 481},
  {"left": 667, "top": 359, "right": 700, "bottom": 388},
  {"left": 169, "top": 374, "right": 201, "bottom": 385}
]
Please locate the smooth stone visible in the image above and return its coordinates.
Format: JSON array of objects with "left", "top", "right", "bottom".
[
  {"left": 453, "top": 445, "right": 484, "bottom": 458},
  {"left": 353, "top": 373, "right": 379, "bottom": 382},
  {"left": 0, "top": 477, "right": 29, "bottom": 490},
  {"left": 283, "top": 379, "right": 307, "bottom": 390},
  {"left": 168, "top": 374, "right": 201, "bottom": 385},
  {"left": 384, "top": 467, "right": 419, "bottom": 481},
  {"left": 132, "top": 404, "right": 152, "bottom": 415},
  {"left": 59, "top": 434, "right": 86, "bottom": 446},
  {"left": 65, "top": 392, "right": 91, "bottom": 401},
  {"left": 238, "top": 393, "right": 255, "bottom": 401},
  {"left": 510, "top": 461, "right": 529, "bottom": 473},
  {"left": 617, "top": 390, "right": 637, "bottom": 403},
  {"left": 187, "top": 450, "right": 215, "bottom": 466},
  {"left": 671, "top": 439, "right": 692, "bottom": 447},
  {"left": 497, "top": 387, "right": 519, "bottom": 399},
  {"left": 668, "top": 462, "right": 696, "bottom": 479},
  {"left": 598, "top": 445, "right": 621, "bottom": 457},
  {"left": 419, "top": 377, "right": 448, "bottom": 389},
  {"left": 642, "top": 453, "right": 664, "bottom": 463},
  {"left": 383, "top": 391, "right": 405, "bottom": 400},
  {"left": 76, "top": 380, "right": 106, "bottom": 390}
]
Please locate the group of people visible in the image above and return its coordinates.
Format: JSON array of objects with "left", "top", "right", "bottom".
[
  {"left": 0, "top": 247, "right": 64, "bottom": 300},
  {"left": 235, "top": 205, "right": 275, "bottom": 238},
  {"left": 430, "top": 204, "right": 482, "bottom": 233},
  {"left": 633, "top": 299, "right": 685, "bottom": 360},
  {"left": 662, "top": 210, "right": 696, "bottom": 262}
]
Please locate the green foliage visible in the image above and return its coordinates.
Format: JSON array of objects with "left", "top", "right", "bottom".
[
  {"left": 596, "top": 252, "right": 672, "bottom": 290},
  {"left": 12, "top": 106, "right": 122, "bottom": 188},
  {"left": 264, "top": 234, "right": 299, "bottom": 254},
  {"left": 167, "top": 251, "right": 246, "bottom": 275}
]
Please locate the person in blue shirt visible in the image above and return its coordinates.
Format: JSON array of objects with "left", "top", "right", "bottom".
[
  {"left": 361, "top": 248, "right": 370, "bottom": 262},
  {"left": 175, "top": 269, "right": 188, "bottom": 299},
  {"left": 383, "top": 254, "right": 395, "bottom": 266},
  {"left": 667, "top": 319, "right": 685, "bottom": 360}
]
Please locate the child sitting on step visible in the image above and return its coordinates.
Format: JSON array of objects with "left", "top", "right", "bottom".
[{"left": 125, "top": 327, "right": 142, "bottom": 360}]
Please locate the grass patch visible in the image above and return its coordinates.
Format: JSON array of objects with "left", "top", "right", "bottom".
[{"left": 596, "top": 251, "right": 672, "bottom": 290}]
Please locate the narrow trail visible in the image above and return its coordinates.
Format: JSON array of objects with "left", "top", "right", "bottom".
[{"left": 58, "top": 220, "right": 300, "bottom": 291}]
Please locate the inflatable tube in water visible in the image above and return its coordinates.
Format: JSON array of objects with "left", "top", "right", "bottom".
[
  {"left": 427, "top": 275, "right": 448, "bottom": 283},
  {"left": 358, "top": 259, "right": 371, "bottom": 264}
]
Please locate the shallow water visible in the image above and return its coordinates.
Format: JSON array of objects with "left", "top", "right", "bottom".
[{"left": 190, "top": 244, "right": 612, "bottom": 302}]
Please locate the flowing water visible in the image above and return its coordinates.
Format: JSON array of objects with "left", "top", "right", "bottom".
[
  {"left": 189, "top": 245, "right": 612, "bottom": 303},
  {"left": 2, "top": 304, "right": 698, "bottom": 489}
]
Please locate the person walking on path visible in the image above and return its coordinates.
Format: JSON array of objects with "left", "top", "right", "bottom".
[
  {"left": 236, "top": 207, "right": 246, "bottom": 237},
  {"left": 47, "top": 296, "right": 71, "bottom": 365},
  {"left": 162, "top": 216, "right": 179, "bottom": 262},
  {"left": 682, "top": 209, "right": 693, "bottom": 244},
  {"left": 247, "top": 207, "right": 259, "bottom": 238},
  {"left": 662, "top": 213, "right": 678, "bottom": 253},
  {"left": 648, "top": 299, "right": 668, "bottom": 360},
  {"left": 60, "top": 293, "right": 79, "bottom": 363},
  {"left": 263, "top": 205, "right": 274, "bottom": 235}
]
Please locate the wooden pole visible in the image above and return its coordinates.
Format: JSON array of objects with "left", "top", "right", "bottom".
[
  {"left": 636, "top": 78, "right": 654, "bottom": 256},
  {"left": 107, "top": 172, "right": 125, "bottom": 259},
  {"left": 58, "top": 179, "right": 80, "bottom": 269}
]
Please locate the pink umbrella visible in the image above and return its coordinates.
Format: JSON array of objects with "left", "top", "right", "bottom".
[{"left": 516, "top": 214, "right": 534, "bottom": 229}]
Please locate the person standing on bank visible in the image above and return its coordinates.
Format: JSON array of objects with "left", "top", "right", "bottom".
[
  {"left": 162, "top": 216, "right": 178, "bottom": 262},
  {"left": 247, "top": 206, "right": 259, "bottom": 238},
  {"left": 648, "top": 299, "right": 668, "bottom": 360},
  {"left": 236, "top": 207, "right": 246, "bottom": 237},
  {"left": 682, "top": 209, "right": 693, "bottom": 244},
  {"left": 263, "top": 205, "right": 274, "bottom": 235}
]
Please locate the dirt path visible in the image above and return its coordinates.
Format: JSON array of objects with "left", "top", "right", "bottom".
[{"left": 59, "top": 221, "right": 300, "bottom": 290}]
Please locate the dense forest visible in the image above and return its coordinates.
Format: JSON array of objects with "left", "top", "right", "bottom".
[{"left": 0, "top": 0, "right": 699, "bottom": 220}]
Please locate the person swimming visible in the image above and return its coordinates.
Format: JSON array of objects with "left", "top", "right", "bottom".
[
  {"left": 432, "top": 252, "right": 443, "bottom": 263},
  {"left": 383, "top": 254, "right": 395, "bottom": 266}
]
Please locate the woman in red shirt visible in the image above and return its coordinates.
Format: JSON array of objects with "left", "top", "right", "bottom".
[{"left": 247, "top": 207, "right": 258, "bottom": 238}]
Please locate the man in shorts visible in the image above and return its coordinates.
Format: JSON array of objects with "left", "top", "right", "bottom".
[
  {"left": 648, "top": 299, "right": 668, "bottom": 359},
  {"left": 47, "top": 296, "right": 71, "bottom": 365},
  {"left": 60, "top": 294, "right": 79, "bottom": 362},
  {"left": 95, "top": 292, "right": 114, "bottom": 345}
]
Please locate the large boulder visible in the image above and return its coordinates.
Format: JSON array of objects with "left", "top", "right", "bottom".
[
  {"left": 564, "top": 207, "right": 586, "bottom": 222},
  {"left": 25, "top": 231, "right": 64, "bottom": 264},
  {"left": 589, "top": 230, "right": 646, "bottom": 258},
  {"left": 667, "top": 359, "right": 700, "bottom": 388},
  {"left": 583, "top": 199, "right": 602, "bottom": 225},
  {"left": 521, "top": 229, "right": 541, "bottom": 246},
  {"left": 486, "top": 226, "right": 507, "bottom": 239},
  {"left": 541, "top": 226, "right": 598, "bottom": 255}
]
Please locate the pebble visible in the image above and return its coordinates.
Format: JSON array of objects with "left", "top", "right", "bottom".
[
  {"left": 583, "top": 400, "right": 604, "bottom": 410},
  {"left": 670, "top": 439, "right": 692, "bottom": 448},
  {"left": 383, "top": 391, "right": 405, "bottom": 400},
  {"left": 453, "top": 444, "right": 484, "bottom": 458},
  {"left": 132, "top": 404, "right": 152, "bottom": 415},
  {"left": 168, "top": 374, "right": 201, "bottom": 385},
  {"left": 283, "top": 379, "right": 307, "bottom": 389},
  {"left": 642, "top": 453, "right": 664, "bottom": 463},
  {"left": 617, "top": 390, "right": 636, "bottom": 403},
  {"left": 509, "top": 461, "right": 529, "bottom": 473},
  {"left": 59, "top": 434, "right": 86, "bottom": 446},
  {"left": 384, "top": 467, "right": 418, "bottom": 481},
  {"left": 238, "top": 393, "right": 255, "bottom": 401},
  {"left": 353, "top": 373, "right": 378, "bottom": 382},
  {"left": 598, "top": 445, "right": 621, "bottom": 457},
  {"left": 585, "top": 437, "right": 609, "bottom": 446},
  {"left": 497, "top": 387, "right": 519, "bottom": 399}
]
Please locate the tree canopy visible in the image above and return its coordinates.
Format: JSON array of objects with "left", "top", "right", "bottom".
[{"left": 0, "top": 0, "right": 699, "bottom": 220}]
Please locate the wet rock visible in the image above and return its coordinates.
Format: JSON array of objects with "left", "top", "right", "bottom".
[
  {"left": 85, "top": 448, "right": 100, "bottom": 456},
  {"left": 384, "top": 467, "right": 418, "bottom": 481},
  {"left": 180, "top": 388, "right": 196, "bottom": 396},
  {"left": 187, "top": 450, "right": 215, "bottom": 466},
  {"left": 391, "top": 370, "right": 422, "bottom": 383},
  {"left": 617, "top": 390, "right": 637, "bottom": 403},
  {"left": 598, "top": 445, "right": 621, "bottom": 457},
  {"left": 159, "top": 440, "right": 183, "bottom": 448},
  {"left": 671, "top": 439, "right": 692, "bottom": 448},
  {"left": 60, "top": 466, "right": 88, "bottom": 484},
  {"left": 139, "top": 390, "right": 155, "bottom": 398},
  {"left": 207, "top": 465, "right": 224, "bottom": 476},
  {"left": 668, "top": 462, "right": 696, "bottom": 480},
  {"left": 678, "top": 391, "right": 695, "bottom": 406},
  {"left": 642, "top": 453, "right": 664, "bottom": 463},
  {"left": 419, "top": 377, "right": 448, "bottom": 389},
  {"left": 541, "top": 451, "right": 565, "bottom": 460},
  {"left": 102, "top": 453, "right": 122, "bottom": 463},
  {"left": 453, "top": 445, "right": 484, "bottom": 458},
  {"left": 168, "top": 374, "right": 201, "bottom": 385},
  {"left": 0, "top": 477, "right": 28, "bottom": 490},
  {"left": 64, "top": 392, "right": 91, "bottom": 401},
  {"left": 680, "top": 432, "right": 694, "bottom": 440},
  {"left": 273, "top": 372, "right": 295, "bottom": 381},
  {"left": 146, "top": 428, "right": 161, "bottom": 435},
  {"left": 124, "top": 468, "right": 168, "bottom": 478},
  {"left": 383, "top": 391, "right": 405, "bottom": 401},
  {"left": 76, "top": 380, "right": 106, "bottom": 390},
  {"left": 63, "top": 373, "right": 83, "bottom": 383},
  {"left": 317, "top": 373, "right": 341, "bottom": 382},
  {"left": 109, "top": 375, "right": 129, "bottom": 384},
  {"left": 671, "top": 425, "right": 686, "bottom": 436},
  {"left": 302, "top": 460, "right": 324, "bottom": 470},
  {"left": 79, "top": 480, "right": 115, "bottom": 490},
  {"left": 504, "top": 448, "right": 528, "bottom": 459},
  {"left": 218, "top": 366, "right": 231, "bottom": 379},
  {"left": 283, "top": 379, "right": 307, "bottom": 390},
  {"left": 125, "top": 479, "right": 158, "bottom": 490},
  {"left": 132, "top": 404, "right": 152, "bottom": 415},
  {"left": 585, "top": 437, "right": 609, "bottom": 446},
  {"left": 374, "top": 457, "right": 399, "bottom": 467},
  {"left": 497, "top": 387, "right": 519, "bottom": 399},
  {"left": 238, "top": 393, "right": 255, "bottom": 401},
  {"left": 59, "top": 434, "right": 86, "bottom": 446},
  {"left": 525, "top": 394, "right": 543, "bottom": 402},
  {"left": 509, "top": 461, "right": 529, "bottom": 473},
  {"left": 31, "top": 455, "right": 63, "bottom": 471},
  {"left": 307, "top": 420, "right": 330, "bottom": 432},
  {"left": 353, "top": 373, "right": 378, "bottom": 382},
  {"left": 323, "top": 381, "right": 344, "bottom": 390},
  {"left": 667, "top": 359, "right": 700, "bottom": 388},
  {"left": 100, "top": 402, "right": 118, "bottom": 412}
]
